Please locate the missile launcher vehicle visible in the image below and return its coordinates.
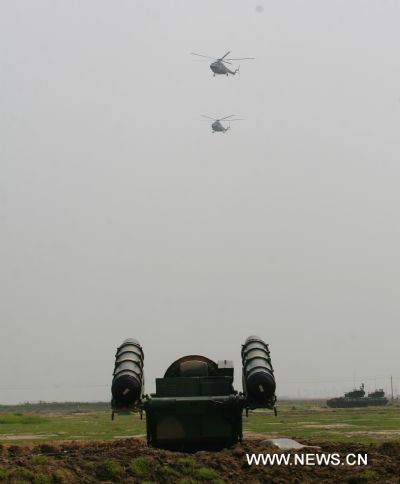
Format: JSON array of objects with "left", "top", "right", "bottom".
[
  {"left": 327, "top": 384, "right": 389, "bottom": 408},
  {"left": 111, "top": 336, "right": 277, "bottom": 450}
]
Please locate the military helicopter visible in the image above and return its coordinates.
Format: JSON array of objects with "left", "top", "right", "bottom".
[
  {"left": 201, "top": 114, "right": 243, "bottom": 133},
  {"left": 191, "top": 51, "right": 255, "bottom": 76}
]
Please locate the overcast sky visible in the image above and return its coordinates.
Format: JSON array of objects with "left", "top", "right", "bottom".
[{"left": 1, "top": 0, "right": 400, "bottom": 404}]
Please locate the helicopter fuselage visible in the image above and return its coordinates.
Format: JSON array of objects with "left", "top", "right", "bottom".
[
  {"left": 212, "top": 121, "right": 229, "bottom": 133},
  {"left": 210, "top": 61, "right": 236, "bottom": 76}
]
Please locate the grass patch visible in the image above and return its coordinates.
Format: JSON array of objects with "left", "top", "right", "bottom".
[
  {"left": 0, "top": 467, "right": 52, "bottom": 484},
  {"left": 31, "top": 454, "right": 48, "bottom": 465},
  {"left": 1, "top": 400, "right": 400, "bottom": 444},
  {"left": 52, "top": 469, "right": 68, "bottom": 483},
  {"left": 129, "top": 456, "right": 151, "bottom": 477},
  {"left": 359, "top": 469, "right": 379, "bottom": 481},
  {"left": 0, "top": 411, "right": 144, "bottom": 443},
  {"left": 159, "top": 465, "right": 180, "bottom": 478},
  {"left": 0, "top": 414, "right": 48, "bottom": 425},
  {"left": 194, "top": 466, "right": 218, "bottom": 480},
  {"left": 243, "top": 400, "right": 400, "bottom": 443},
  {"left": 11, "top": 467, "right": 35, "bottom": 481},
  {"left": 0, "top": 467, "right": 7, "bottom": 481},
  {"left": 33, "top": 474, "right": 52, "bottom": 484},
  {"left": 83, "top": 461, "right": 96, "bottom": 471},
  {"left": 176, "top": 457, "right": 196, "bottom": 475},
  {"left": 172, "top": 458, "right": 221, "bottom": 482},
  {"left": 96, "top": 458, "right": 124, "bottom": 480}
]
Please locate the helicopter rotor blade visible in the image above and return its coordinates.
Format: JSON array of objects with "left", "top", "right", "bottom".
[
  {"left": 191, "top": 52, "right": 216, "bottom": 60},
  {"left": 201, "top": 115, "right": 217, "bottom": 121},
  {"left": 225, "top": 57, "right": 255, "bottom": 61},
  {"left": 219, "top": 51, "right": 231, "bottom": 60},
  {"left": 219, "top": 114, "right": 236, "bottom": 121},
  {"left": 220, "top": 60, "right": 233, "bottom": 65},
  {"left": 225, "top": 118, "right": 244, "bottom": 121}
]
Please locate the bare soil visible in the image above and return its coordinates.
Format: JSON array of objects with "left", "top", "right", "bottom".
[{"left": 1, "top": 437, "right": 399, "bottom": 483}]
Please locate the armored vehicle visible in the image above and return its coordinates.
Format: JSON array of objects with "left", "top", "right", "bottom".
[
  {"left": 111, "top": 336, "right": 277, "bottom": 449},
  {"left": 366, "top": 389, "right": 389, "bottom": 406},
  {"left": 327, "top": 384, "right": 388, "bottom": 408}
]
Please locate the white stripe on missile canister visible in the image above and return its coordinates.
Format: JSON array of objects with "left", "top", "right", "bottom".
[
  {"left": 259, "top": 385, "right": 264, "bottom": 392},
  {"left": 123, "top": 388, "right": 130, "bottom": 395}
]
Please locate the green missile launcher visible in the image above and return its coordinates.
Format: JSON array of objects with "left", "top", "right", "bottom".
[{"left": 111, "top": 336, "right": 276, "bottom": 450}]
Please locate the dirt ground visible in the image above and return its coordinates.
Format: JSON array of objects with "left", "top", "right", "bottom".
[{"left": 1, "top": 437, "right": 399, "bottom": 483}]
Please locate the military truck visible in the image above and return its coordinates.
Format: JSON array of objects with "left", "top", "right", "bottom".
[{"left": 110, "top": 336, "right": 277, "bottom": 449}]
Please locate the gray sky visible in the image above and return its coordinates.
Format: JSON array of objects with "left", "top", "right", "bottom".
[{"left": 1, "top": 0, "right": 400, "bottom": 404}]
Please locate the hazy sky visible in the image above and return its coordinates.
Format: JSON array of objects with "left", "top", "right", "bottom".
[{"left": 1, "top": 1, "right": 400, "bottom": 404}]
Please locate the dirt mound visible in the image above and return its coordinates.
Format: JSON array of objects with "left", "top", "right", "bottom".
[{"left": 1, "top": 438, "right": 399, "bottom": 483}]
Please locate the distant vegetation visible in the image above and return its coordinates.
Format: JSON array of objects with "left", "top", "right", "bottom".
[{"left": 0, "top": 401, "right": 109, "bottom": 413}]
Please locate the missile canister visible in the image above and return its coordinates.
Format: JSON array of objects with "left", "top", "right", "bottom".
[
  {"left": 111, "top": 338, "right": 144, "bottom": 410},
  {"left": 241, "top": 335, "right": 276, "bottom": 407}
]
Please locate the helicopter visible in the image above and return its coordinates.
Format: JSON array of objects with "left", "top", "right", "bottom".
[
  {"left": 201, "top": 114, "right": 243, "bottom": 133},
  {"left": 191, "top": 51, "right": 255, "bottom": 76}
]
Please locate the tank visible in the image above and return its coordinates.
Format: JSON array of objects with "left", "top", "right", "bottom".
[
  {"left": 368, "top": 389, "right": 385, "bottom": 398},
  {"left": 327, "top": 384, "right": 388, "bottom": 408},
  {"left": 110, "top": 336, "right": 277, "bottom": 450},
  {"left": 344, "top": 385, "right": 366, "bottom": 399},
  {"left": 366, "top": 389, "right": 389, "bottom": 406}
]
